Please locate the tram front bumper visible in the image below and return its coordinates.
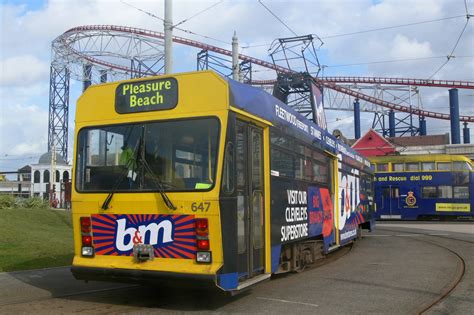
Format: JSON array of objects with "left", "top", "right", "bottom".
[{"left": 71, "top": 266, "right": 216, "bottom": 288}]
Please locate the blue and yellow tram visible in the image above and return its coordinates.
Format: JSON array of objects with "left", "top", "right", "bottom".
[
  {"left": 71, "top": 71, "right": 375, "bottom": 292},
  {"left": 371, "top": 154, "right": 474, "bottom": 220}
]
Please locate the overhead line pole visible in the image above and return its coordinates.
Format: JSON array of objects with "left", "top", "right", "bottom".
[{"left": 164, "top": 0, "right": 173, "bottom": 74}]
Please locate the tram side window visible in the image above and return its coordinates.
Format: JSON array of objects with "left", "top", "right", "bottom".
[
  {"left": 453, "top": 172, "right": 469, "bottom": 185},
  {"left": 422, "top": 162, "right": 435, "bottom": 171},
  {"left": 376, "top": 163, "right": 388, "bottom": 172},
  {"left": 392, "top": 163, "right": 404, "bottom": 172},
  {"left": 221, "top": 143, "right": 234, "bottom": 194},
  {"left": 438, "top": 186, "right": 453, "bottom": 198},
  {"left": 360, "top": 172, "right": 373, "bottom": 195},
  {"left": 270, "top": 129, "right": 330, "bottom": 186},
  {"left": 437, "top": 162, "right": 451, "bottom": 171},
  {"left": 453, "top": 186, "right": 469, "bottom": 199},
  {"left": 294, "top": 155, "right": 303, "bottom": 180},
  {"left": 271, "top": 148, "right": 294, "bottom": 178},
  {"left": 405, "top": 163, "right": 419, "bottom": 171},
  {"left": 453, "top": 161, "right": 472, "bottom": 171},
  {"left": 422, "top": 186, "right": 437, "bottom": 198}
]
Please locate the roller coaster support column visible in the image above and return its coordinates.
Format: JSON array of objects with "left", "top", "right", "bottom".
[
  {"left": 100, "top": 70, "right": 107, "bottom": 83},
  {"left": 164, "top": 0, "right": 173, "bottom": 74},
  {"left": 449, "top": 88, "right": 460, "bottom": 144},
  {"left": 83, "top": 64, "right": 92, "bottom": 91},
  {"left": 419, "top": 116, "right": 427, "bottom": 136},
  {"left": 388, "top": 110, "right": 396, "bottom": 138},
  {"left": 463, "top": 122, "right": 470, "bottom": 144},
  {"left": 354, "top": 99, "right": 361, "bottom": 139}
]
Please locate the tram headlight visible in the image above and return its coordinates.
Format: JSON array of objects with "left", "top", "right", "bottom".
[
  {"left": 81, "top": 246, "right": 94, "bottom": 257},
  {"left": 196, "top": 251, "right": 212, "bottom": 263}
]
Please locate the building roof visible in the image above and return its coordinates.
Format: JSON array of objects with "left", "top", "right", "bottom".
[
  {"left": 38, "top": 151, "right": 68, "bottom": 165},
  {"left": 18, "top": 165, "right": 31, "bottom": 173},
  {"left": 388, "top": 134, "right": 450, "bottom": 147},
  {"left": 351, "top": 129, "right": 397, "bottom": 157}
]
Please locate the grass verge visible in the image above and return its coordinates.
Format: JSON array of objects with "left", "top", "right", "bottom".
[{"left": 0, "top": 208, "right": 73, "bottom": 272}]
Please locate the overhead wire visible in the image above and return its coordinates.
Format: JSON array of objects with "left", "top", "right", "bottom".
[
  {"left": 173, "top": 0, "right": 223, "bottom": 28},
  {"left": 258, "top": 0, "right": 298, "bottom": 37},
  {"left": 428, "top": 15, "right": 471, "bottom": 79},
  {"left": 120, "top": 0, "right": 230, "bottom": 45},
  {"left": 241, "top": 14, "right": 466, "bottom": 49},
  {"left": 427, "top": 0, "right": 472, "bottom": 79},
  {"left": 326, "top": 55, "right": 474, "bottom": 68}
]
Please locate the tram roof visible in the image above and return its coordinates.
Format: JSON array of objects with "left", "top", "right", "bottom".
[
  {"left": 226, "top": 76, "right": 372, "bottom": 170},
  {"left": 370, "top": 154, "right": 473, "bottom": 164}
]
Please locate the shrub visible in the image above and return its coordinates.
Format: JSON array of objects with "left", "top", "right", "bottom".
[
  {"left": 21, "top": 197, "right": 50, "bottom": 209},
  {"left": 0, "top": 195, "right": 50, "bottom": 209},
  {"left": 0, "top": 194, "right": 17, "bottom": 209}
]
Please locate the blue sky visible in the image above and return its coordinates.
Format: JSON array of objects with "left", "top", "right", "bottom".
[{"left": 1, "top": 0, "right": 473, "bottom": 172}]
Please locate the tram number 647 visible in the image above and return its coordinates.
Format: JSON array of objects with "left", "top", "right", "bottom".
[{"left": 191, "top": 202, "right": 210, "bottom": 212}]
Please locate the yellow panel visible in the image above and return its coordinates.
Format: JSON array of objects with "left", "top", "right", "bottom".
[
  {"left": 263, "top": 127, "right": 272, "bottom": 273},
  {"left": 71, "top": 71, "right": 230, "bottom": 275},
  {"left": 435, "top": 203, "right": 471, "bottom": 212},
  {"left": 75, "top": 71, "right": 229, "bottom": 124}
]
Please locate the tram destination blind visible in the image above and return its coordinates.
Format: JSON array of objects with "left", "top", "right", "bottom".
[{"left": 115, "top": 77, "right": 178, "bottom": 114}]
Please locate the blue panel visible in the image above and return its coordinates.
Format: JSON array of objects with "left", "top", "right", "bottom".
[
  {"left": 449, "top": 89, "right": 460, "bottom": 144},
  {"left": 217, "top": 272, "right": 238, "bottom": 291},
  {"left": 227, "top": 78, "right": 337, "bottom": 155},
  {"left": 419, "top": 117, "right": 427, "bottom": 136},
  {"left": 226, "top": 78, "right": 372, "bottom": 172},
  {"left": 271, "top": 245, "right": 281, "bottom": 273},
  {"left": 389, "top": 110, "right": 395, "bottom": 137},
  {"left": 463, "top": 123, "right": 470, "bottom": 144},
  {"left": 354, "top": 100, "right": 361, "bottom": 139}
]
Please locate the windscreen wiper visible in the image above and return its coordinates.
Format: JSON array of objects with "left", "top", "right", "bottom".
[
  {"left": 101, "top": 167, "right": 129, "bottom": 210},
  {"left": 139, "top": 156, "right": 177, "bottom": 210},
  {"left": 101, "top": 133, "right": 176, "bottom": 211}
]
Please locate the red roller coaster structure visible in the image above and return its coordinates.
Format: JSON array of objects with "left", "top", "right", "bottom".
[
  {"left": 49, "top": 25, "right": 474, "bottom": 159},
  {"left": 62, "top": 25, "right": 474, "bottom": 122}
]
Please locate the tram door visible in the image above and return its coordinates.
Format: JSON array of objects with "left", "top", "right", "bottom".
[
  {"left": 380, "top": 185, "right": 401, "bottom": 218},
  {"left": 236, "top": 120, "right": 265, "bottom": 280}
]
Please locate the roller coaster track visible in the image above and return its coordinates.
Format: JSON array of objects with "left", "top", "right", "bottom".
[{"left": 61, "top": 25, "right": 474, "bottom": 122}]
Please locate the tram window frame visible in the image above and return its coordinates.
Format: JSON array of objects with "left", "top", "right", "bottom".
[
  {"left": 453, "top": 186, "right": 469, "bottom": 199},
  {"left": 453, "top": 161, "right": 472, "bottom": 171},
  {"left": 437, "top": 162, "right": 451, "bottom": 171},
  {"left": 421, "top": 162, "right": 435, "bottom": 171},
  {"left": 269, "top": 129, "right": 331, "bottom": 186},
  {"left": 405, "top": 162, "right": 419, "bottom": 171},
  {"left": 421, "top": 186, "right": 437, "bottom": 199},
  {"left": 221, "top": 142, "right": 235, "bottom": 194},
  {"left": 376, "top": 163, "right": 389, "bottom": 172},
  {"left": 438, "top": 185, "right": 453, "bottom": 198},
  {"left": 392, "top": 163, "right": 404, "bottom": 172}
]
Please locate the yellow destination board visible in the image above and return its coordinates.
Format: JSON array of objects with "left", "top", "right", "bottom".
[{"left": 435, "top": 203, "right": 470, "bottom": 212}]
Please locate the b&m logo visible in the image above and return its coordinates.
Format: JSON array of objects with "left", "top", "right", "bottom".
[
  {"left": 115, "top": 218, "right": 173, "bottom": 251},
  {"left": 91, "top": 214, "right": 197, "bottom": 259}
]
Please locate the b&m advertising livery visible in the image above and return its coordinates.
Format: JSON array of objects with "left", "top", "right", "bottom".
[{"left": 91, "top": 214, "right": 196, "bottom": 259}]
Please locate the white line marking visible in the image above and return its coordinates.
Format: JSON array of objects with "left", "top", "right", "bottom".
[
  {"left": 257, "top": 297, "right": 319, "bottom": 308},
  {"left": 366, "top": 233, "right": 450, "bottom": 237}
]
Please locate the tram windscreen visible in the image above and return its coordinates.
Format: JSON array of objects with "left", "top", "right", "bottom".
[{"left": 75, "top": 118, "right": 219, "bottom": 192}]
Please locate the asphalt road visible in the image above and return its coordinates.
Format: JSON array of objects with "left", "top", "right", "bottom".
[{"left": 0, "top": 223, "right": 472, "bottom": 314}]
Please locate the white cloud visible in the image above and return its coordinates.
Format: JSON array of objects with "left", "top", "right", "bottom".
[
  {"left": 0, "top": 55, "right": 50, "bottom": 86},
  {"left": 0, "top": 103, "right": 48, "bottom": 156},
  {"left": 389, "top": 34, "right": 432, "bottom": 59}
]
